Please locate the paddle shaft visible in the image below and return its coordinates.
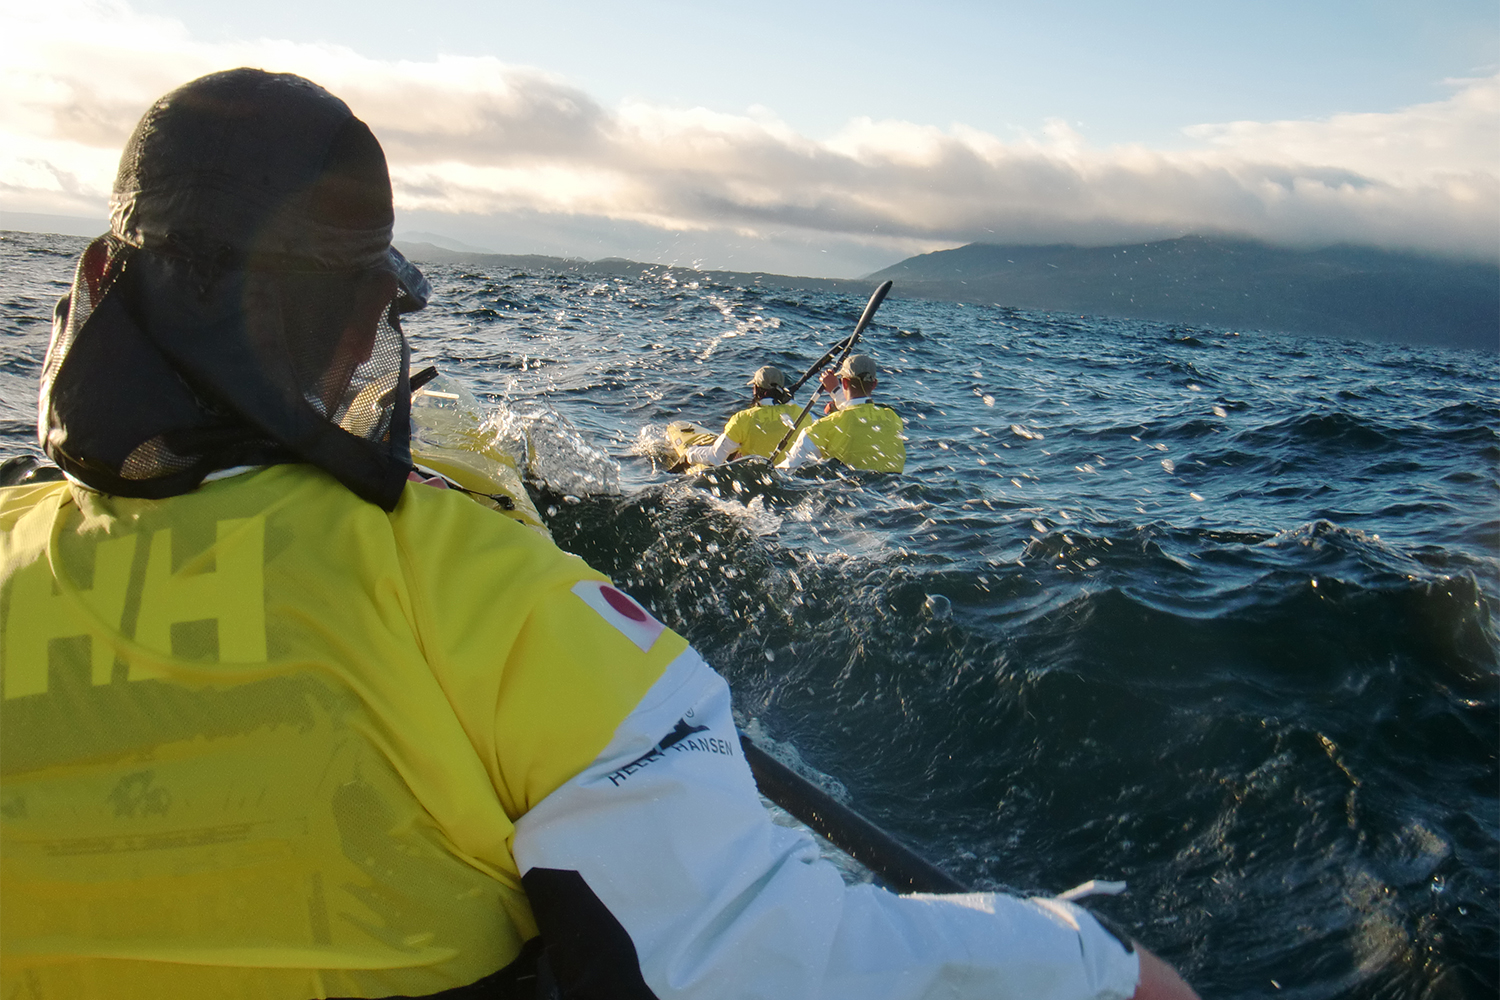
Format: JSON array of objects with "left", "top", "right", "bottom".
[
  {"left": 769, "top": 281, "right": 893, "bottom": 462},
  {"left": 741, "top": 734, "right": 969, "bottom": 895}
]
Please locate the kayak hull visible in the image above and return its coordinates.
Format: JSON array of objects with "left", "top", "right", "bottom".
[{"left": 665, "top": 421, "right": 718, "bottom": 474}]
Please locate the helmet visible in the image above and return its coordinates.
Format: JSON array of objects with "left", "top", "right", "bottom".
[
  {"left": 40, "top": 68, "right": 428, "bottom": 510},
  {"left": 837, "top": 354, "right": 878, "bottom": 381},
  {"left": 746, "top": 366, "right": 786, "bottom": 389}
]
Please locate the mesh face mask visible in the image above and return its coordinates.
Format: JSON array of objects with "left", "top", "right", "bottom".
[{"left": 40, "top": 69, "right": 430, "bottom": 511}]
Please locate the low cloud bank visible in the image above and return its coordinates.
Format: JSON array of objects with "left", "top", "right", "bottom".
[{"left": 3, "top": 0, "right": 1495, "bottom": 275}]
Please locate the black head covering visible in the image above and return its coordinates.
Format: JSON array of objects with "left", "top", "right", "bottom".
[{"left": 40, "top": 68, "right": 430, "bottom": 510}]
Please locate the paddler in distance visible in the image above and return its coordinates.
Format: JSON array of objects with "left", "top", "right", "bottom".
[
  {"left": 682, "top": 364, "right": 811, "bottom": 466},
  {"left": 0, "top": 68, "right": 1197, "bottom": 1000},
  {"left": 777, "top": 352, "right": 907, "bottom": 472}
]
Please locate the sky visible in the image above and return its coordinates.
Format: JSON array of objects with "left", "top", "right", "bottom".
[{"left": 2, "top": 0, "right": 1496, "bottom": 277}]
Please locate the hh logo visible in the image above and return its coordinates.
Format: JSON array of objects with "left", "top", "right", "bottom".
[{"left": 3, "top": 517, "right": 267, "bottom": 699}]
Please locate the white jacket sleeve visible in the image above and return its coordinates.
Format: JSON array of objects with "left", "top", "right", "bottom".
[
  {"left": 684, "top": 433, "right": 737, "bottom": 467},
  {"left": 774, "top": 429, "right": 822, "bottom": 471},
  {"left": 512, "top": 649, "right": 1140, "bottom": 1000}
]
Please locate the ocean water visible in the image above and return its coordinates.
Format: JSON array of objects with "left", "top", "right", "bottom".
[{"left": 3, "top": 229, "right": 1497, "bottom": 998}]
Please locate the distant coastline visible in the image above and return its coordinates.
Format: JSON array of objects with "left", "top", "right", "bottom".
[
  {"left": 5, "top": 214, "right": 1492, "bottom": 352},
  {"left": 389, "top": 240, "right": 872, "bottom": 298},
  {"left": 867, "top": 236, "right": 1499, "bottom": 354},
  {"left": 395, "top": 236, "right": 1498, "bottom": 353}
]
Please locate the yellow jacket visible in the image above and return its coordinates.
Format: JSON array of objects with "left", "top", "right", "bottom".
[
  {"left": 799, "top": 402, "right": 906, "bottom": 472},
  {"left": 0, "top": 465, "right": 681, "bottom": 999},
  {"left": 1, "top": 465, "right": 1140, "bottom": 1000},
  {"left": 721, "top": 403, "right": 810, "bottom": 460}
]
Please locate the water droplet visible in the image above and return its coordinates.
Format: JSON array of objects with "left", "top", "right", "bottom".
[{"left": 924, "top": 594, "right": 952, "bottom": 620}]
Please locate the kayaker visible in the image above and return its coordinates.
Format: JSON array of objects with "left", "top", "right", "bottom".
[
  {"left": 0, "top": 69, "right": 1197, "bottom": 1000},
  {"left": 682, "top": 364, "right": 810, "bottom": 466},
  {"left": 776, "top": 353, "right": 907, "bottom": 472}
]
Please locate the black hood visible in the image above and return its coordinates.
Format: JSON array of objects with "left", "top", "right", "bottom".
[{"left": 40, "top": 68, "right": 430, "bottom": 510}]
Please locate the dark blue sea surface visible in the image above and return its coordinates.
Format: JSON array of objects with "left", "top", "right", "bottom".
[{"left": 3, "top": 229, "right": 1497, "bottom": 998}]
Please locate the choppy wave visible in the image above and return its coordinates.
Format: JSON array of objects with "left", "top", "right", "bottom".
[{"left": 3, "top": 230, "right": 1496, "bottom": 998}]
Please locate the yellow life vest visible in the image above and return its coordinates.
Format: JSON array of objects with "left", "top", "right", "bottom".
[
  {"left": 804, "top": 403, "right": 906, "bottom": 472},
  {"left": 0, "top": 465, "right": 684, "bottom": 999},
  {"left": 722, "top": 404, "right": 810, "bottom": 460}
]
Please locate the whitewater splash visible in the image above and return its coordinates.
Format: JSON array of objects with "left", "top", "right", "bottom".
[{"left": 3, "top": 230, "right": 1495, "bottom": 998}]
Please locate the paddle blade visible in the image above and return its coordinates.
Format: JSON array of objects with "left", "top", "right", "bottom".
[{"left": 852, "top": 280, "right": 893, "bottom": 338}]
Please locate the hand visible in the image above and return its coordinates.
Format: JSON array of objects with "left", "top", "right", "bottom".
[
  {"left": 1131, "top": 947, "right": 1200, "bottom": 1000},
  {"left": 819, "top": 369, "right": 840, "bottom": 391},
  {"left": 823, "top": 401, "right": 838, "bottom": 415}
]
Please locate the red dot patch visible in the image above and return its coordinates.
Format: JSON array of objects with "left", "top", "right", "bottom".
[
  {"left": 603, "top": 586, "right": 648, "bottom": 622},
  {"left": 571, "top": 580, "right": 665, "bottom": 653}
]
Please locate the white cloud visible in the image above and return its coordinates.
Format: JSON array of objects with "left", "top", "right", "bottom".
[
  {"left": 2, "top": 0, "right": 1495, "bottom": 272},
  {"left": 1184, "top": 75, "right": 1500, "bottom": 184}
]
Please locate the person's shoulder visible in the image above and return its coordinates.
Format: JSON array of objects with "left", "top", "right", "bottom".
[
  {"left": 755, "top": 403, "right": 797, "bottom": 425},
  {"left": 774, "top": 403, "right": 810, "bottom": 421},
  {"left": 804, "top": 409, "right": 842, "bottom": 443},
  {"left": 395, "top": 475, "right": 555, "bottom": 545},
  {"left": 0, "top": 478, "right": 70, "bottom": 510},
  {"left": 0, "top": 479, "right": 71, "bottom": 531},
  {"left": 724, "top": 406, "right": 760, "bottom": 432},
  {"left": 251, "top": 463, "right": 563, "bottom": 572}
]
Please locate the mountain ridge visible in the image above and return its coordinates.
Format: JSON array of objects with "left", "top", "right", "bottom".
[
  {"left": 867, "top": 236, "right": 1497, "bottom": 352},
  {"left": 4, "top": 218, "right": 1494, "bottom": 352},
  {"left": 382, "top": 238, "right": 1492, "bottom": 353}
]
